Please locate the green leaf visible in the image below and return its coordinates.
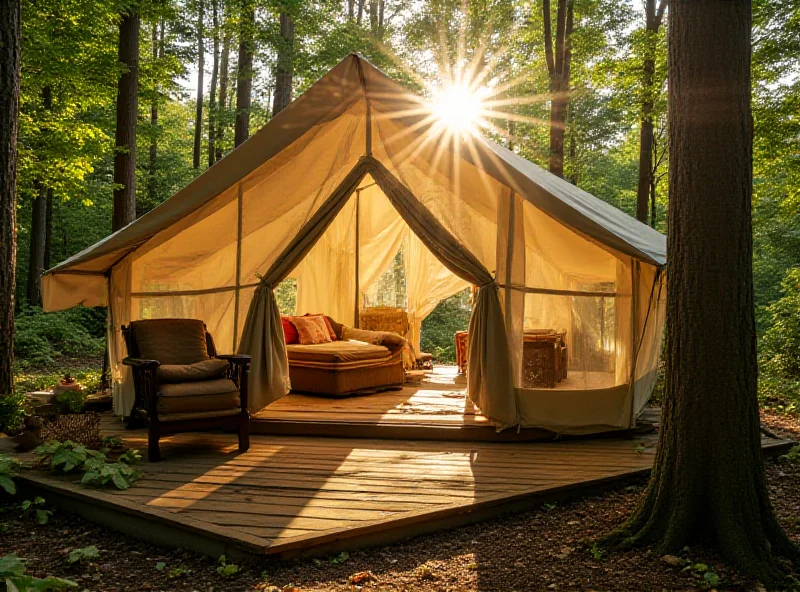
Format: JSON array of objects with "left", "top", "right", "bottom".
[
  {"left": 703, "top": 571, "right": 720, "bottom": 587},
  {"left": 155, "top": 562, "right": 166, "bottom": 571},
  {"left": 0, "top": 475, "right": 16, "bottom": 495}
]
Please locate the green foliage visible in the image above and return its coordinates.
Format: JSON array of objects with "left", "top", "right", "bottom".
[
  {"left": 14, "top": 307, "right": 105, "bottom": 369},
  {"left": 14, "top": 367, "right": 102, "bottom": 398},
  {"left": 35, "top": 441, "right": 141, "bottom": 490},
  {"left": 66, "top": 546, "right": 99, "bottom": 565},
  {"left": 0, "top": 554, "right": 77, "bottom": 591},
  {"left": 54, "top": 389, "right": 85, "bottom": 414},
  {"left": 0, "top": 455, "right": 20, "bottom": 496},
  {"left": 589, "top": 543, "right": 605, "bottom": 562},
  {"left": 758, "top": 269, "right": 800, "bottom": 412},
  {"left": 780, "top": 445, "right": 800, "bottom": 464},
  {"left": 20, "top": 497, "right": 53, "bottom": 525},
  {"left": 216, "top": 555, "right": 240, "bottom": 577},
  {"left": 168, "top": 565, "right": 190, "bottom": 579},
  {"left": 0, "top": 392, "right": 29, "bottom": 435},
  {"left": 421, "top": 290, "right": 471, "bottom": 363}
]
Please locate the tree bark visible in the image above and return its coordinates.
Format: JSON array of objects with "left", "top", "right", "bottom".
[
  {"left": 44, "top": 187, "right": 52, "bottom": 269},
  {"left": 112, "top": 7, "right": 139, "bottom": 231},
  {"left": 0, "top": 0, "right": 20, "bottom": 394},
  {"left": 193, "top": 0, "right": 205, "bottom": 169},
  {"left": 357, "top": 0, "right": 365, "bottom": 24},
  {"left": 27, "top": 188, "right": 47, "bottom": 307},
  {"left": 147, "top": 19, "right": 162, "bottom": 208},
  {"left": 216, "top": 25, "right": 230, "bottom": 161},
  {"left": 542, "top": 0, "right": 574, "bottom": 179},
  {"left": 234, "top": 0, "right": 254, "bottom": 148},
  {"left": 27, "top": 85, "right": 53, "bottom": 307},
  {"left": 348, "top": 0, "right": 354, "bottom": 20},
  {"left": 601, "top": 0, "right": 798, "bottom": 584},
  {"left": 272, "top": 11, "right": 294, "bottom": 117},
  {"left": 208, "top": 0, "right": 219, "bottom": 166},
  {"left": 635, "top": 0, "right": 667, "bottom": 223}
]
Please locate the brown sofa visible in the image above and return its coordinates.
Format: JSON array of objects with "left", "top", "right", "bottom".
[{"left": 286, "top": 322, "right": 406, "bottom": 396}]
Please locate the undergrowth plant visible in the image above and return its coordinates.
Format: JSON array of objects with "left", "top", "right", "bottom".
[
  {"left": 0, "top": 455, "right": 19, "bottom": 495},
  {"left": 20, "top": 496, "right": 52, "bottom": 525},
  {"left": 35, "top": 441, "right": 141, "bottom": 490},
  {"left": 0, "top": 391, "right": 29, "bottom": 435},
  {"left": 0, "top": 554, "right": 77, "bottom": 591}
]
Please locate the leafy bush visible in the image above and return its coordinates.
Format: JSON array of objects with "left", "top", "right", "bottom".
[
  {"left": 0, "top": 391, "right": 29, "bottom": 435},
  {"left": 14, "top": 306, "right": 105, "bottom": 368},
  {"left": 20, "top": 496, "right": 52, "bottom": 525},
  {"left": 420, "top": 289, "right": 472, "bottom": 364},
  {"left": 0, "top": 455, "right": 20, "bottom": 495},
  {"left": 758, "top": 268, "right": 800, "bottom": 413},
  {"left": 66, "top": 546, "right": 99, "bottom": 564},
  {"left": 54, "top": 388, "right": 86, "bottom": 414},
  {"left": 35, "top": 440, "right": 141, "bottom": 490},
  {"left": 0, "top": 554, "right": 77, "bottom": 591}
]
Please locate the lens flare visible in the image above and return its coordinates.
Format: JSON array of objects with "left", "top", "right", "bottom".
[{"left": 432, "top": 83, "right": 487, "bottom": 135}]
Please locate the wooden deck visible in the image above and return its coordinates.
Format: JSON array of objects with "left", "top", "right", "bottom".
[
  {"left": 14, "top": 413, "right": 792, "bottom": 560},
  {"left": 252, "top": 367, "right": 557, "bottom": 441}
]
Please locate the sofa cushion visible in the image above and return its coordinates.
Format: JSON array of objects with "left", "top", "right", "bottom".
[
  {"left": 281, "top": 317, "right": 299, "bottom": 344},
  {"left": 342, "top": 326, "right": 407, "bottom": 352},
  {"left": 131, "top": 319, "right": 209, "bottom": 365},
  {"left": 326, "top": 316, "right": 344, "bottom": 340},
  {"left": 287, "top": 341, "right": 391, "bottom": 364},
  {"left": 157, "top": 392, "right": 240, "bottom": 415},
  {"left": 156, "top": 358, "right": 230, "bottom": 383},
  {"left": 292, "top": 315, "right": 333, "bottom": 345},
  {"left": 159, "top": 377, "right": 238, "bottom": 397}
]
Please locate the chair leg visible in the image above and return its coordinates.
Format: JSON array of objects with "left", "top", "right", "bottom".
[
  {"left": 148, "top": 422, "right": 162, "bottom": 462},
  {"left": 238, "top": 417, "right": 250, "bottom": 453}
]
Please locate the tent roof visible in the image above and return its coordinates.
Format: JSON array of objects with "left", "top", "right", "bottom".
[{"left": 45, "top": 53, "right": 665, "bottom": 281}]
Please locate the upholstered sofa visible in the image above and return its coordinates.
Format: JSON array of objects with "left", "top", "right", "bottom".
[{"left": 283, "top": 316, "right": 406, "bottom": 396}]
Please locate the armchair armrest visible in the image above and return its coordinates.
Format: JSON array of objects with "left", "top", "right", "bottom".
[
  {"left": 215, "top": 354, "right": 251, "bottom": 365},
  {"left": 215, "top": 355, "right": 250, "bottom": 413},
  {"left": 123, "top": 357, "right": 160, "bottom": 368}
]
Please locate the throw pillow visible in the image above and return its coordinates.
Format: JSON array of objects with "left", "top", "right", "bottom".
[
  {"left": 281, "top": 317, "right": 299, "bottom": 344},
  {"left": 292, "top": 315, "right": 333, "bottom": 345},
  {"left": 302, "top": 313, "right": 337, "bottom": 341}
]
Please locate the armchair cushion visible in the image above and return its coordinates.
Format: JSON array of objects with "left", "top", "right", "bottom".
[
  {"left": 156, "top": 358, "right": 230, "bottom": 383},
  {"left": 157, "top": 378, "right": 240, "bottom": 415},
  {"left": 131, "top": 319, "right": 210, "bottom": 365}
]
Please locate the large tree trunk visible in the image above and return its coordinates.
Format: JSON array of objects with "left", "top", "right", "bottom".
[
  {"left": 234, "top": 1, "right": 254, "bottom": 147},
  {"left": 0, "top": 0, "right": 20, "bottom": 394},
  {"left": 601, "top": 0, "right": 798, "bottom": 584},
  {"left": 542, "top": 0, "right": 574, "bottom": 179},
  {"left": 272, "top": 11, "right": 294, "bottom": 117},
  {"left": 635, "top": 0, "right": 667, "bottom": 223},
  {"left": 215, "top": 26, "right": 230, "bottom": 161},
  {"left": 27, "top": 86, "right": 53, "bottom": 307},
  {"left": 207, "top": 0, "right": 219, "bottom": 166},
  {"left": 357, "top": 0, "right": 365, "bottom": 24},
  {"left": 348, "top": 0, "right": 354, "bottom": 20},
  {"left": 147, "top": 20, "right": 162, "bottom": 208},
  {"left": 112, "top": 8, "right": 139, "bottom": 231},
  {"left": 193, "top": 0, "right": 205, "bottom": 169}
]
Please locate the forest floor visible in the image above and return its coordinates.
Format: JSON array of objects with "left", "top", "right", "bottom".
[{"left": 2, "top": 412, "right": 800, "bottom": 592}]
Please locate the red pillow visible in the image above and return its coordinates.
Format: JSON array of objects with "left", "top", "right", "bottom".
[{"left": 281, "top": 317, "right": 299, "bottom": 344}]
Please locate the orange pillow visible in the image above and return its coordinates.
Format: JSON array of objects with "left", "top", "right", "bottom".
[
  {"left": 291, "top": 315, "right": 333, "bottom": 345},
  {"left": 301, "top": 313, "right": 337, "bottom": 341}
]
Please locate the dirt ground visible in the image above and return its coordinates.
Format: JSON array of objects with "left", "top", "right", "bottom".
[{"left": 2, "top": 411, "right": 799, "bottom": 592}]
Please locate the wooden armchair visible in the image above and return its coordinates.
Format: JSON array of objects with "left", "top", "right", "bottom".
[{"left": 122, "top": 318, "right": 250, "bottom": 462}]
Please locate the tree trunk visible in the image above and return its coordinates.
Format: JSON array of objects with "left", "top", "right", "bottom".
[
  {"left": 27, "top": 188, "right": 47, "bottom": 307},
  {"left": 27, "top": 85, "right": 53, "bottom": 307},
  {"left": 112, "top": 8, "right": 139, "bottom": 231},
  {"left": 635, "top": 0, "right": 667, "bottom": 223},
  {"left": 208, "top": 0, "right": 219, "bottom": 167},
  {"left": 216, "top": 27, "right": 230, "bottom": 161},
  {"left": 542, "top": 0, "right": 574, "bottom": 179},
  {"left": 369, "top": 0, "right": 378, "bottom": 36},
  {"left": 348, "top": 0, "right": 354, "bottom": 20},
  {"left": 601, "top": 0, "right": 798, "bottom": 584},
  {"left": 234, "top": 1, "right": 254, "bottom": 148},
  {"left": 0, "top": 0, "right": 20, "bottom": 394},
  {"left": 147, "top": 20, "right": 161, "bottom": 207},
  {"left": 357, "top": 0, "right": 364, "bottom": 24},
  {"left": 272, "top": 11, "right": 294, "bottom": 117},
  {"left": 44, "top": 187, "right": 52, "bottom": 269},
  {"left": 193, "top": 0, "right": 205, "bottom": 169}
]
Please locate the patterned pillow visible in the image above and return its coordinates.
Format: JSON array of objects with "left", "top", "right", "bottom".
[
  {"left": 281, "top": 317, "right": 299, "bottom": 344},
  {"left": 301, "top": 313, "right": 337, "bottom": 341},
  {"left": 292, "top": 315, "right": 333, "bottom": 345}
]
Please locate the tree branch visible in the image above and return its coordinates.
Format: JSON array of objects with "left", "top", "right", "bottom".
[
  {"left": 554, "top": 0, "right": 567, "bottom": 75},
  {"left": 654, "top": 0, "right": 668, "bottom": 30}
]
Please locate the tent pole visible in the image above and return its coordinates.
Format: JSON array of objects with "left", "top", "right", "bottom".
[
  {"left": 354, "top": 187, "right": 361, "bottom": 327},
  {"left": 233, "top": 181, "right": 243, "bottom": 351}
]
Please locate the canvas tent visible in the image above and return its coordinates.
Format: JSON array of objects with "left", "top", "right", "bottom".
[{"left": 41, "top": 53, "right": 666, "bottom": 434}]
